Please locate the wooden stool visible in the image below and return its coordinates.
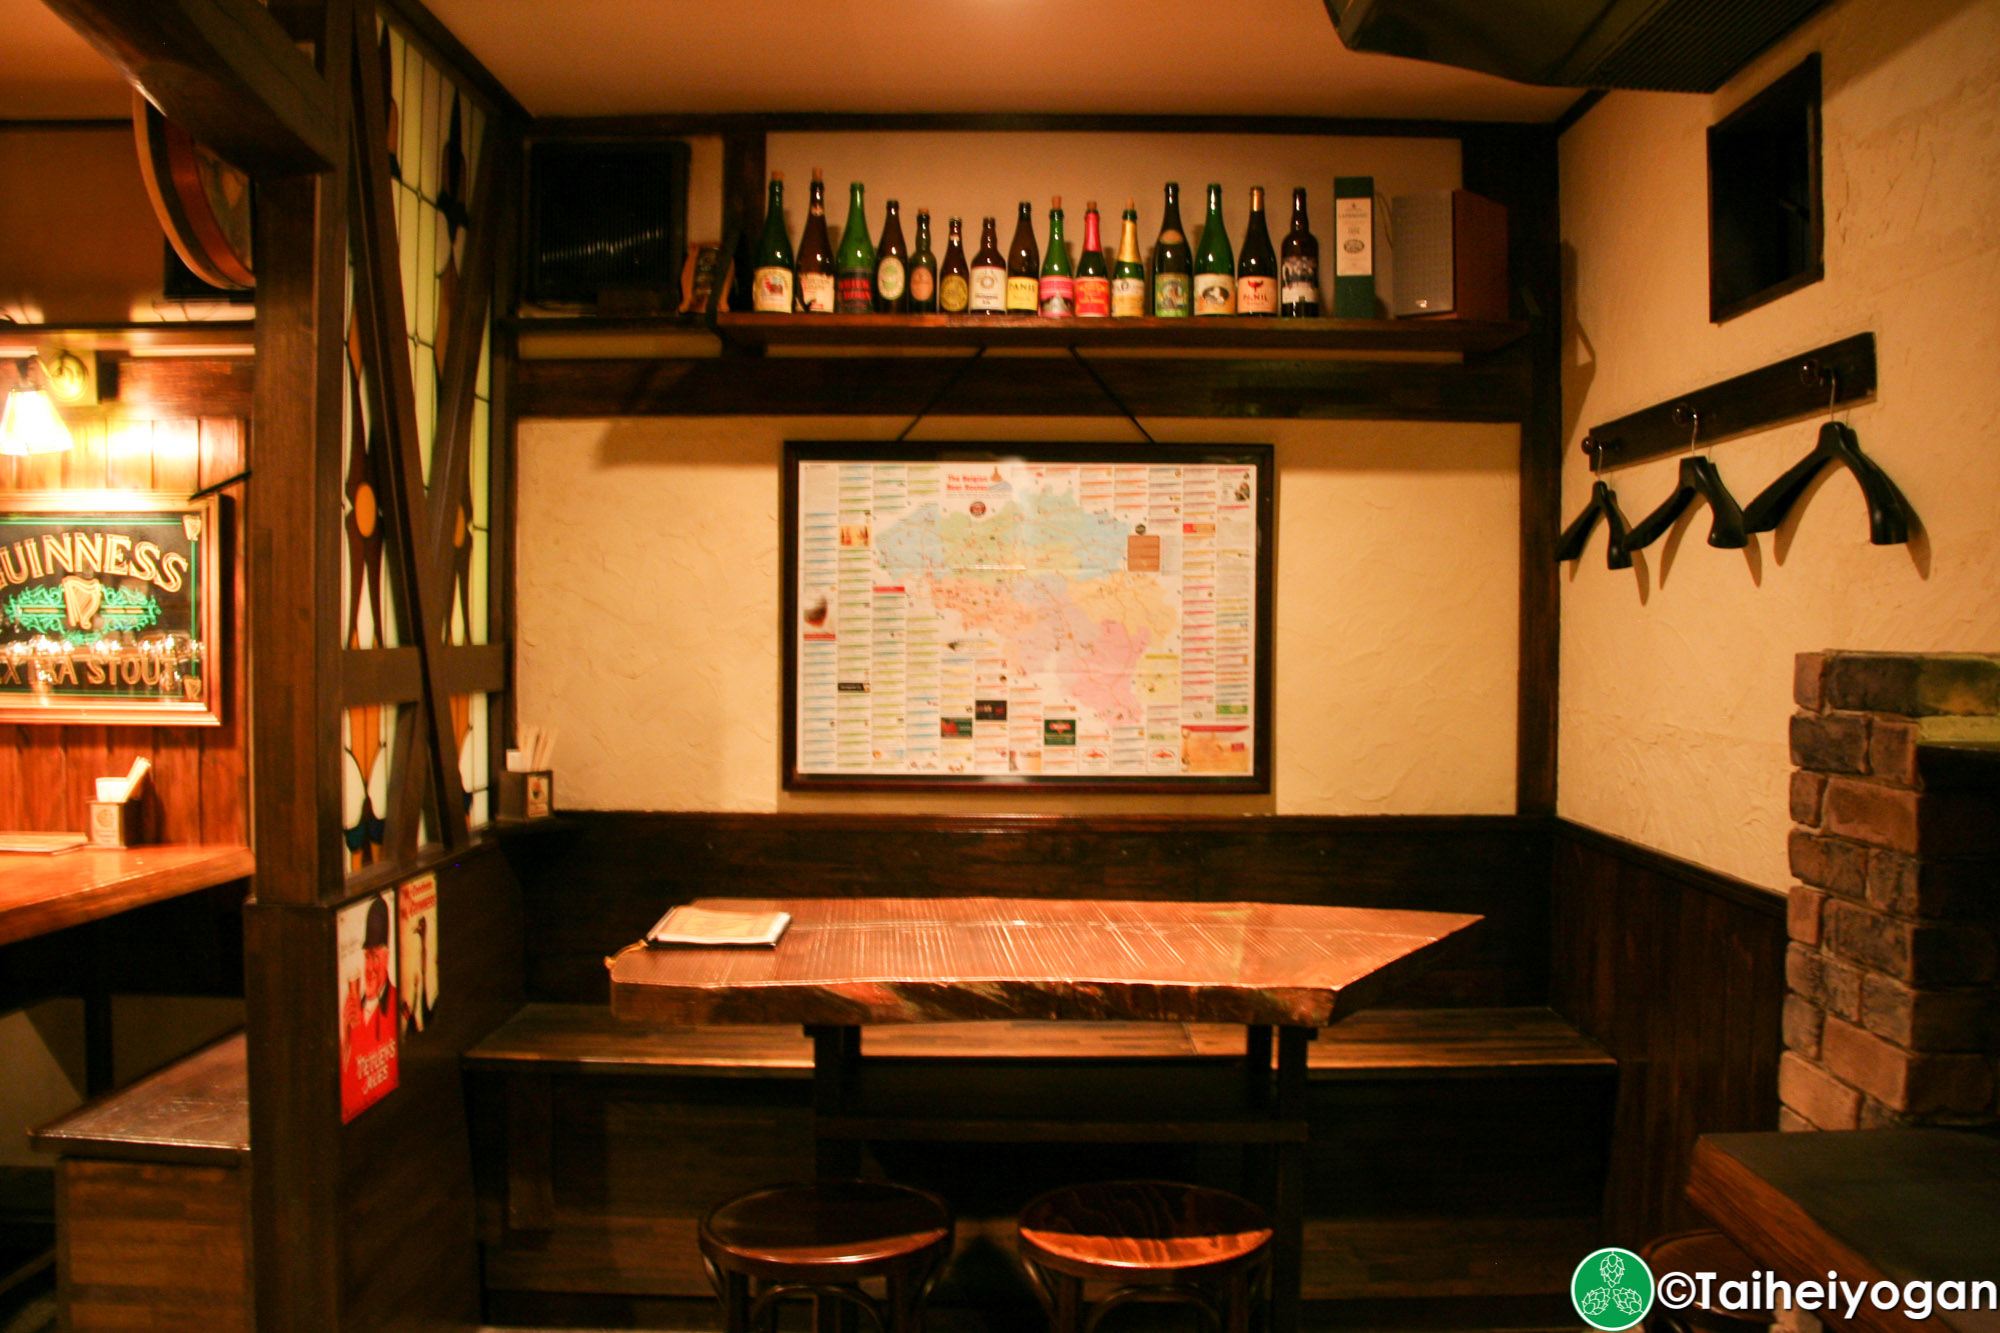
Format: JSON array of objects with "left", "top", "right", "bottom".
[
  {"left": 1639, "top": 1230, "right": 1773, "bottom": 1333},
  {"left": 699, "top": 1180, "right": 954, "bottom": 1333},
  {"left": 1017, "top": 1181, "right": 1273, "bottom": 1333}
]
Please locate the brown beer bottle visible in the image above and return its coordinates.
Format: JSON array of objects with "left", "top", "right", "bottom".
[
  {"left": 1005, "top": 201, "right": 1040, "bottom": 313},
  {"left": 939, "top": 216, "right": 971, "bottom": 313},
  {"left": 794, "top": 168, "right": 836, "bottom": 313}
]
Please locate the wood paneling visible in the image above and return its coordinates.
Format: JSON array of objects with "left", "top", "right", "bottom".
[
  {"left": 1549, "top": 821, "right": 1788, "bottom": 1247},
  {"left": 2, "top": 410, "right": 250, "bottom": 844},
  {"left": 507, "top": 813, "right": 1553, "bottom": 1009},
  {"left": 56, "top": 1158, "right": 251, "bottom": 1333}
]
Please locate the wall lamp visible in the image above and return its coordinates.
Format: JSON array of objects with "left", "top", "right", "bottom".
[{"left": 0, "top": 352, "right": 84, "bottom": 456}]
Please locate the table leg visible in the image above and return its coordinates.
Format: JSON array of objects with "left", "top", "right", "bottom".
[
  {"left": 809, "top": 1024, "right": 864, "bottom": 1178},
  {"left": 1270, "top": 1026, "right": 1312, "bottom": 1333}
]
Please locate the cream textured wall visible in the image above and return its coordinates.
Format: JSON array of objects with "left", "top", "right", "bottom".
[
  {"left": 1557, "top": 0, "right": 2000, "bottom": 890},
  {"left": 516, "top": 416, "right": 1520, "bottom": 815}
]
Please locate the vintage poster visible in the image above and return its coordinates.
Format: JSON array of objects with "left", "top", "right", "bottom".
[
  {"left": 786, "top": 444, "right": 1272, "bottom": 791},
  {"left": 398, "top": 874, "right": 439, "bottom": 1036},
  {"left": 338, "top": 888, "right": 399, "bottom": 1122}
]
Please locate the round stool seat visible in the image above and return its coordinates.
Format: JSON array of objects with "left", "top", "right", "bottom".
[
  {"left": 1639, "top": 1230, "right": 1771, "bottom": 1333},
  {"left": 701, "top": 1180, "right": 953, "bottom": 1281},
  {"left": 1019, "top": 1180, "right": 1273, "bottom": 1283}
]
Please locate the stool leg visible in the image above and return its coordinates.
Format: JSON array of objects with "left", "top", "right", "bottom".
[
  {"left": 1227, "top": 1267, "right": 1253, "bottom": 1333},
  {"left": 723, "top": 1271, "right": 753, "bottom": 1333},
  {"left": 1053, "top": 1272, "right": 1084, "bottom": 1333}
]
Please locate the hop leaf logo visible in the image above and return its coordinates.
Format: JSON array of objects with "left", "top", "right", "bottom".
[{"left": 1572, "top": 1248, "right": 1653, "bottom": 1331}]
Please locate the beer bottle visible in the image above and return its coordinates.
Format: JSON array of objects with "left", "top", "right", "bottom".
[
  {"left": 750, "top": 173, "right": 794, "bottom": 313},
  {"left": 1074, "top": 202, "right": 1111, "bottom": 317},
  {"left": 1193, "top": 183, "right": 1235, "bottom": 316},
  {"left": 834, "top": 181, "right": 875, "bottom": 314},
  {"left": 794, "top": 168, "right": 836, "bottom": 313},
  {"left": 1005, "top": 201, "right": 1040, "bottom": 313},
  {"left": 1236, "top": 186, "right": 1278, "bottom": 316},
  {"left": 874, "top": 198, "right": 909, "bottom": 314},
  {"left": 908, "top": 209, "right": 938, "bottom": 313},
  {"left": 939, "top": 216, "right": 971, "bottom": 314},
  {"left": 1152, "top": 183, "right": 1192, "bottom": 317}
]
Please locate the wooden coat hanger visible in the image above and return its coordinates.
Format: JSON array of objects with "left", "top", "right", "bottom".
[
  {"left": 1742, "top": 419, "right": 1915, "bottom": 545},
  {"left": 1556, "top": 479, "right": 1633, "bottom": 569}
]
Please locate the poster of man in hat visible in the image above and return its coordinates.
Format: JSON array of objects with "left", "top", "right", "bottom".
[{"left": 338, "top": 888, "right": 399, "bottom": 1122}]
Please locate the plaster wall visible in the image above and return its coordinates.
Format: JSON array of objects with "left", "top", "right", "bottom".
[
  {"left": 0, "top": 126, "right": 168, "bottom": 324},
  {"left": 1557, "top": 0, "right": 2000, "bottom": 889},
  {"left": 516, "top": 415, "right": 1521, "bottom": 814}
]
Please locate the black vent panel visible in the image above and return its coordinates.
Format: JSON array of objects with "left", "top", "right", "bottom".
[
  {"left": 526, "top": 140, "right": 690, "bottom": 310},
  {"left": 1577, "top": 0, "right": 1833, "bottom": 92}
]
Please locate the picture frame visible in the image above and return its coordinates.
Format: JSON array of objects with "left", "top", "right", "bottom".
[
  {"left": 0, "top": 491, "right": 225, "bottom": 725},
  {"left": 782, "top": 441, "right": 1274, "bottom": 792}
]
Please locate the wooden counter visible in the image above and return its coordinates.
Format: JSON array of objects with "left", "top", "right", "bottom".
[{"left": 0, "top": 844, "right": 254, "bottom": 947}]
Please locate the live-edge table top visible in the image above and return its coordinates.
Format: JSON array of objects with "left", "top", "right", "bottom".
[{"left": 609, "top": 897, "right": 1482, "bottom": 1028}]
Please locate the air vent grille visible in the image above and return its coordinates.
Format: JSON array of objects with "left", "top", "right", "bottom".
[
  {"left": 1575, "top": 0, "right": 1832, "bottom": 91},
  {"left": 526, "top": 140, "right": 690, "bottom": 310}
]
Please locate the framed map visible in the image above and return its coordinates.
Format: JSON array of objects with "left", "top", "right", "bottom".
[{"left": 783, "top": 442, "right": 1273, "bottom": 792}]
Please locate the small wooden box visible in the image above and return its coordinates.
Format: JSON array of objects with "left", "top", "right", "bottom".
[
  {"left": 86, "top": 800, "right": 137, "bottom": 848},
  {"left": 498, "top": 771, "right": 554, "bottom": 820}
]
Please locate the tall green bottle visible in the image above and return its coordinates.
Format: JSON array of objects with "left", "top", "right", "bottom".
[
  {"left": 1151, "top": 183, "right": 1191, "bottom": 317},
  {"left": 750, "top": 173, "right": 794, "bottom": 313},
  {"left": 1193, "top": 183, "right": 1235, "bottom": 315},
  {"left": 1038, "top": 197, "right": 1074, "bottom": 316},
  {"left": 835, "top": 181, "right": 875, "bottom": 314}
]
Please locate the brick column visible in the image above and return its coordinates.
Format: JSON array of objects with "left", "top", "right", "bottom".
[{"left": 1783, "top": 652, "right": 2000, "bottom": 1130}]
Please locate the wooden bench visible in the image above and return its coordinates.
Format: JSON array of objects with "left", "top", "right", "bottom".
[
  {"left": 30, "top": 1032, "right": 251, "bottom": 1333},
  {"left": 464, "top": 1003, "right": 1616, "bottom": 1321}
]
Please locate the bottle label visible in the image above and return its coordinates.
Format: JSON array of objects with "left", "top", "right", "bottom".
[
  {"left": 1193, "top": 273, "right": 1236, "bottom": 315},
  {"left": 1111, "top": 277, "right": 1147, "bottom": 318},
  {"left": 752, "top": 267, "right": 794, "bottom": 313},
  {"left": 1153, "top": 273, "right": 1190, "bottom": 316},
  {"left": 1236, "top": 275, "right": 1278, "bottom": 314},
  {"left": 1336, "top": 197, "right": 1373, "bottom": 277},
  {"left": 876, "top": 256, "right": 905, "bottom": 300},
  {"left": 969, "top": 265, "right": 1007, "bottom": 311},
  {"left": 836, "top": 273, "right": 873, "bottom": 313},
  {"left": 940, "top": 273, "right": 971, "bottom": 312},
  {"left": 799, "top": 272, "right": 836, "bottom": 313},
  {"left": 910, "top": 265, "right": 935, "bottom": 303},
  {"left": 1074, "top": 276, "right": 1111, "bottom": 317},
  {"left": 1038, "top": 275, "right": 1075, "bottom": 316},
  {"left": 1005, "top": 275, "right": 1039, "bottom": 311},
  {"left": 1281, "top": 255, "right": 1319, "bottom": 308}
]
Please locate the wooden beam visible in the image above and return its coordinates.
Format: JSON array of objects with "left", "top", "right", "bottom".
[
  {"left": 346, "top": 0, "right": 469, "bottom": 849},
  {"left": 512, "top": 355, "right": 1529, "bottom": 422},
  {"left": 341, "top": 645, "right": 507, "bottom": 707},
  {"left": 42, "top": 0, "right": 339, "bottom": 175},
  {"left": 530, "top": 112, "right": 1516, "bottom": 141}
]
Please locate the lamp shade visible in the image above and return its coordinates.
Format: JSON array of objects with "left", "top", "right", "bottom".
[{"left": 0, "top": 386, "right": 74, "bottom": 455}]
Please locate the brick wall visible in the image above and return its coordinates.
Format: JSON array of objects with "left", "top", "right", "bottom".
[{"left": 1783, "top": 652, "right": 2000, "bottom": 1130}]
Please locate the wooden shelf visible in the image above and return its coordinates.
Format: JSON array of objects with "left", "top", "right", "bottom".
[
  {"left": 0, "top": 322, "right": 256, "bottom": 356},
  {"left": 714, "top": 311, "right": 1526, "bottom": 352},
  {"left": 0, "top": 843, "right": 254, "bottom": 947}
]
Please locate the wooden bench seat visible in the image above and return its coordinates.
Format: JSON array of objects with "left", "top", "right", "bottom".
[
  {"left": 465, "top": 1002, "right": 1612, "bottom": 1079},
  {"left": 30, "top": 1032, "right": 251, "bottom": 1333}
]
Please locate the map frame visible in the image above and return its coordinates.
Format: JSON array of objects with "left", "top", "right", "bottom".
[{"left": 781, "top": 441, "right": 1274, "bottom": 792}]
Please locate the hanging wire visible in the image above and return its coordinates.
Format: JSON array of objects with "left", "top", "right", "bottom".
[
  {"left": 894, "top": 347, "right": 986, "bottom": 442},
  {"left": 1066, "top": 347, "right": 1155, "bottom": 444}
]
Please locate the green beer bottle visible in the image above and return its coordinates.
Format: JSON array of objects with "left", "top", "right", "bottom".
[
  {"left": 835, "top": 181, "right": 875, "bottom": 314},
  {"left": 1193, "top": 183, "right": 1235, "bottom": 315},
  {"left": 1152, "top": 183, "right": 1191, "bottom": 317},
  {"left": 750, "top": 172, "right": 794, "bottom": 313},
  {"left": 1038, "top": 197, "right": 1074, "bottom": 316}
]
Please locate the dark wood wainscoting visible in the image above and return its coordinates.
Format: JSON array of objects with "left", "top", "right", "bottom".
[
  {"left": 1549, "top": 822, "right": 1787, "bottom": 1247},
  {"left": 247, "top": 840, "right": 525, "bottom": 1333},
  {"left": 503, "top": 812, "right": 1554, "bottom": 1009}
]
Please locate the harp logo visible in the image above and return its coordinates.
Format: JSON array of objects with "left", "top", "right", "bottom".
[
  {"left": 1572, "top": 1248, "right": 1654, "bottom": 1331},
  {"left": 6, "top": 579, "right": 162, "bottom": 643}
]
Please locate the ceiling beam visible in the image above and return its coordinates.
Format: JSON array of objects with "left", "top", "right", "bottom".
[{"left": 42, "top": 0, "right": 340, "bottom": 174}]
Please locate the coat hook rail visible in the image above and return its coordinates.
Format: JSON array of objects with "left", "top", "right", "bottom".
[{"left": 1581, "top": 332, "right": 1876, "bottom": 471}]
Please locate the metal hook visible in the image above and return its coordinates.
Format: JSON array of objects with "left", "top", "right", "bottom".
[{"left": 1671, "top": 403, "right": 1702, "bottom": 454}]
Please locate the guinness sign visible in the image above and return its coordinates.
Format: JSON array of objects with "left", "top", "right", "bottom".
[{"left": 0, "top": 492, "right": 223, "bottom": 725}]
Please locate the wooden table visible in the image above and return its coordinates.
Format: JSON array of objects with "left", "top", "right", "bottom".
[
  {"left": 609, "top": 896, "right": 1482, "bottom": 1333},
  {"left": 0, "top": 843, "right": 253, "bottom": 947},
  {"left": 1688, "top": 1129, "right": 2000, "bottom": 1333}
]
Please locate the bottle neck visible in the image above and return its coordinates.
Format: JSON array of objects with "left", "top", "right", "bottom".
[
  {"left": 1083, "top": 211, "right": 1101, "bottom": 252},
  {"left": 916, "top": 215, "right": 930, "bottom": 247},
  {"left": 809, "top": 183, "right": 824, "bottom": 214},
  {"left": 1117, "top": 214, "right": 1141, "bottom": 261},
  {"left": 950, "top": 220, "right": 963, "bottom": 246},
  {"left": 1291, "top": 190, "right": 1308, "bottom": 229},
  {"left": 1205, "top": 187, "right": 1223, "bottom": 219},
  {"left": 767, "top": 180, "right": 783, "bottom": 210},
  {"left": 1048, "top": 211, "right": 1065, "bottom": 242}
]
